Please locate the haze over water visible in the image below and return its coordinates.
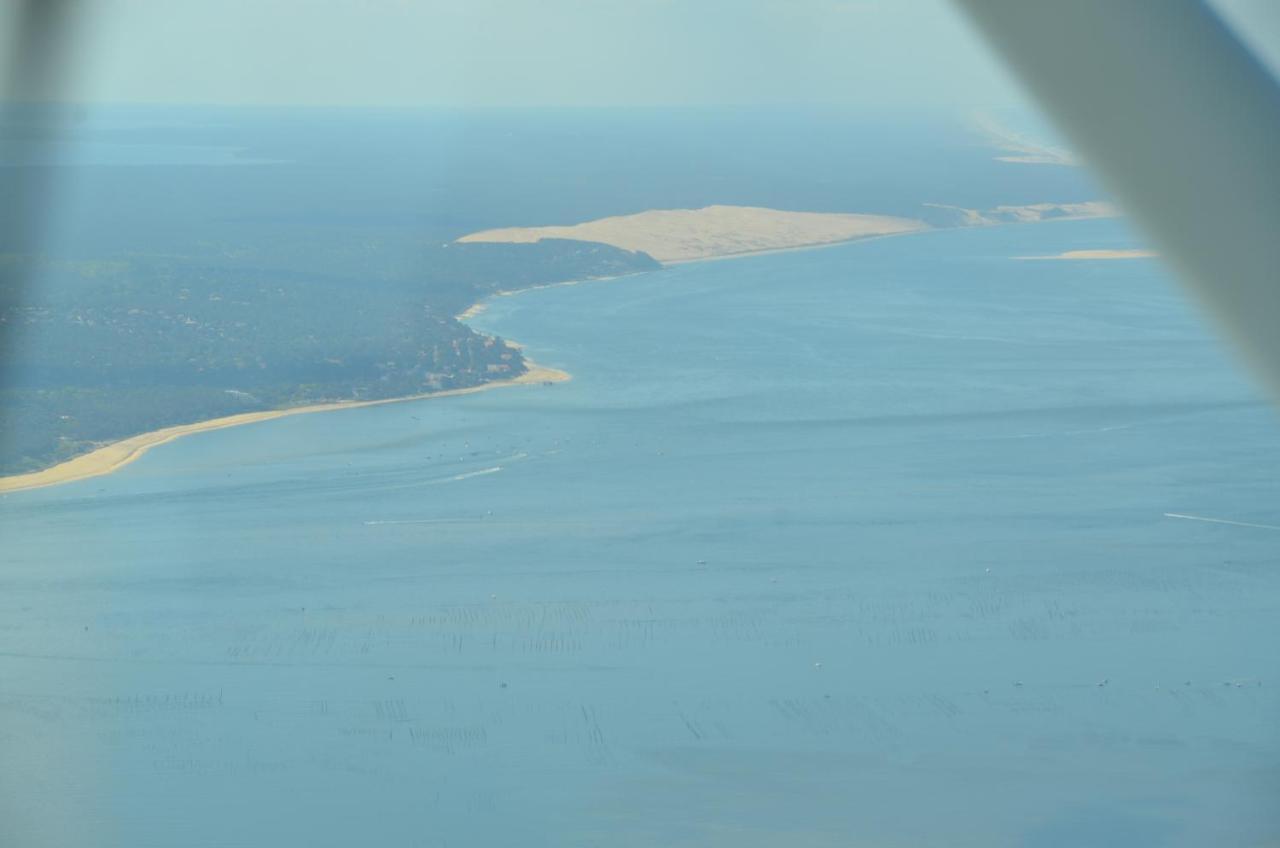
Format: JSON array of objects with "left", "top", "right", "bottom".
[{"left": 3, "top": 217, "right": 1279, "bottom": 846}]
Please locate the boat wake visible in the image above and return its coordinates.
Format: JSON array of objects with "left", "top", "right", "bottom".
[{"left": 1164, "top": 512, "right": 1280, "bottom": 531}]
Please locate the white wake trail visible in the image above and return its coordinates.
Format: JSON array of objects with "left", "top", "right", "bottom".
[{"left": 1164, "top": 512, "right": 1280, "bottom": 531}]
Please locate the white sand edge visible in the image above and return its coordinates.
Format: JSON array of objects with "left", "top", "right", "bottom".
[{"left": 0, "top": 364, "right": 569, "bottom": 495}]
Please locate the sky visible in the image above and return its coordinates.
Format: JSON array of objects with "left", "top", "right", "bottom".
[
  {"left": 1, "top": 0, "right": 1276, "bottom": 111},
  {"left": 1, "top": 0, "right": 1026, "bottom": 110}
]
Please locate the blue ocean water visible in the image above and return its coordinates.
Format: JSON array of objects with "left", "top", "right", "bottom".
[
  {"left": 3, "top": 217, "right": 1279, "bottom": 847},
  {"left": 0, "top": 141, "right": 276, "bottom": 167}
]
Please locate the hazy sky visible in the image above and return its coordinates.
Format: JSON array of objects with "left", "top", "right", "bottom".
[
  {"left": 2, "top": 0, "right": 1275, "bottom": 111},
  {"left": 3, "top": 0, "right": 1024, "bottom": 110}
]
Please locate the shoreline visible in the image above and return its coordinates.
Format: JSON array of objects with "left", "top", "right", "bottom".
[
  {"left": 0, "top": 363, "right": 569, "bottom": 495},
  {"left": 1, "top": 210, "right": 1122, "bottom": 496},
  {"left": 663, "top": 229, "right": 924, "bottom": 265},
  {"left": 1014, "top": 248, "right": 1156, "bottom": 261},
  {"left": 660, "top": 211, "right": 1116, "bottom": 266},
  {"left": 456, "top": 270, "right": 646, "bottom": 322},
  {"left": 456, "top": 205, "right": 927, "bottom": 263}
]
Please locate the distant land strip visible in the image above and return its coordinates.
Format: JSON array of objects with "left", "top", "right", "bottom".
[
  {"left": 457, "top": 202, "right": 1117, "bottom": 263},
  {"left": 457, "top": 205, "right": 928, "bottom": 263},
  {"left": 1016, "top": 248, "right": 1157, "bottom": 261}
]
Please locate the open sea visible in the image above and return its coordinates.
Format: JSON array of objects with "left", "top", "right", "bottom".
[{"left": 3, "top": 216, "right": 1279, "bottom": 847}]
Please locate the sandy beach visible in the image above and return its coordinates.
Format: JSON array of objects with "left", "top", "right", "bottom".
[
  {"left": 455, "top": 271, "right": 645, "bottom": 322},
  {"left": 661, "top": 229, "right": 924, "bottom": 265},
  {"left": 456, "top": 301, "right": 490, "bottom": 320},
  {"left": 1017, "top": 248, "right": 1156, "bottom": 260},
  {"left": 0, "top": 363, "right": 569, "bottom": 495},
  {"left": 457, "top": 202, "right": 1122, "bottom": 265},
  {"left": 6, "top": 207, "right": 1131, "bottom": 496}
]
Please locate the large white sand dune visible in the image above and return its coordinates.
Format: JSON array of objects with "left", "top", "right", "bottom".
[{"left": 456, "top": 205, "right": 929, "bottom": 263}]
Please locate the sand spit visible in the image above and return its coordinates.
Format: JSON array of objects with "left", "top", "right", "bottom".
[
  {"left": 1017, "top": 248, "right": 1157, "bottom": 260},
  {"left": 0, "top": 364, "right": 569, "bottom": 495}
]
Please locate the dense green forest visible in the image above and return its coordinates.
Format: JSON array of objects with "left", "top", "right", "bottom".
[
  {"left": 0, "top": 239, "right": 657, "bottom": 475},
  {"left": 0, "top": 105, "right": 1097, "bottom": 476}
]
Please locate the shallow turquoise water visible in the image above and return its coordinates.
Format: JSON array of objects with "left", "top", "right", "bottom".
[{"left": 3, "top": 218, "right": 1279, "bottom": 847}]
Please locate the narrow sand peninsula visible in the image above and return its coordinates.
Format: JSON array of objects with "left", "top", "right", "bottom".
[
  {"left": 456, "top": 205, "right": 929, "bottom": 263},
  {"left": 1017, "top": 248, "right": 1156, "bottom": 260},
  {"left": 0, "top": 364, "right": 569, "bottom": 495}
]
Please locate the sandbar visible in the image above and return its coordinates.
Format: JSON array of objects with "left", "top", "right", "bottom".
[{"left": 1017, "top": 248, "right": 1156, "bottom": 260}]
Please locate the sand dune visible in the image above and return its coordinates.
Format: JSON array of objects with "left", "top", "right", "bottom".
[
  {"left": 457, "top": 205, "right": 929, "bottom": 263},
  {"left": 0, "top": 364, "right": 569, "bottom": 495}
]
